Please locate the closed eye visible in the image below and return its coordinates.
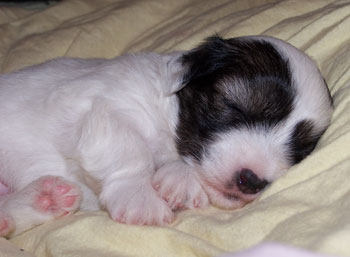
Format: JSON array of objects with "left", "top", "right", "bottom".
[{"left": 223, "top": 98, "right": 246, "bottom": 117}]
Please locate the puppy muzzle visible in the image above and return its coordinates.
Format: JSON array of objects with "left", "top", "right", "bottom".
[{"left": 236, "top": 169, "right": 269, "bottom": 194}]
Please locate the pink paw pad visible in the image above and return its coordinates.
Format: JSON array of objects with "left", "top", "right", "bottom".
[
  {"left": 0, "top": 214, "right": 14, "bottom": 238},
  {"left": 34, "top": 177, "right": 80, "bottom": 217}
]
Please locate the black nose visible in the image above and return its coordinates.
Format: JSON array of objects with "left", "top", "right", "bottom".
[{"left": 236, "top": 169, "right": 269, "bottom": 194}]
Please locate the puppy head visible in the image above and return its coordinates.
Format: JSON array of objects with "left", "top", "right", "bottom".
[{"left": 175, "top": 36, "right": 333, "bottom": 209}]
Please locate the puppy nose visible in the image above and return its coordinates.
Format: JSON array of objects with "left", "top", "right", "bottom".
[{"left": 236, "top": 169, "right": 269, "bottom": 194}]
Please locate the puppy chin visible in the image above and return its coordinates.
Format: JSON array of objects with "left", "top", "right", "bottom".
[{"left": 201, "top": 181, "right": 256, "bottom": 209}]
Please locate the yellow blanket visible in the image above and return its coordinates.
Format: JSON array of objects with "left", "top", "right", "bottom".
[{"left": 0, "top": 0, "right": 349, "bottom": 256}]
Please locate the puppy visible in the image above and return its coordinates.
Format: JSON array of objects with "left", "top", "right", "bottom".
[{"left": 0, "top": 36, "right": 333, "bottom": 237}]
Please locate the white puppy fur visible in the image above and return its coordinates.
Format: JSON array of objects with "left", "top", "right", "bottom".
[{"left": 0, "top": 36, "right": 332, "bottom": 237}]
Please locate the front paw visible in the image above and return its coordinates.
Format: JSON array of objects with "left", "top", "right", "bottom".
[
  {"left": 101, "top": 182, "right": 174, "bottom": 226},
  {"left": 152, "top": 161, "right": 209, "bottom": 211}
]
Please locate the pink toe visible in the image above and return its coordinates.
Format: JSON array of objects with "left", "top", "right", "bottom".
[
  {"left": 0, "top": 219, "right": 8, "bottom": 231},
  {"left": 37, "top": 195, "right": 53, "bottom": 211},
  {"left": 63, "top": 195, "right": 76, "bottom": 207},
  {"left": 54, "top": 184, "right": 71, "bottom": 195}
]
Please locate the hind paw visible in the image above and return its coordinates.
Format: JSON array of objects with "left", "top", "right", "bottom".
[{"left": 33, "top": 176, "right": 81, "bottom": 217}]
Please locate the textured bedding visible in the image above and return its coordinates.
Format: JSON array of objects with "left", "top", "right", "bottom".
[{"left": 0, "top": 0, "right": 349, "bottom": 256}]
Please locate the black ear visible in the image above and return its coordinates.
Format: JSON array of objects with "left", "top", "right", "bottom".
[{"left": 181, "top": 36, "right": 234, "bottom": 85}]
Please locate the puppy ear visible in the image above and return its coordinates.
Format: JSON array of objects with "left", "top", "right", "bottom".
[
  {"left": 164, "top": 52, "right": 188, "bottom": 95},
  {"left": 181, "top": 35, "right": 233, "bottom": 86},
  {"left": 165, "top": 36, "right": 231, "bottom": 95}
]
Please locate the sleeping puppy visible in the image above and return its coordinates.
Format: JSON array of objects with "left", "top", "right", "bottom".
[{"left": 0, "top": 36, "right": 333, "bottom": 237}]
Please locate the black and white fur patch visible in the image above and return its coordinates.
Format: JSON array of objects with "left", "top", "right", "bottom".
[
  {"left": 176, "top": 36, "right": 297, "bottom": 162},
  {"left": 173, "top": 35, "right": 333, "bottom": 209}
]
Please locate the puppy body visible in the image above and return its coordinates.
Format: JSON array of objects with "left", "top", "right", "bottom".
[
  {"left": 0, "top": 52, "right": 185, "bottom": 234},
  {"left": 0, "top": 36, "right": 332, "bottom": 237}
]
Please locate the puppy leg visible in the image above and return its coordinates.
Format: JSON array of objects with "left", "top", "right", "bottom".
[
  {"left": 77, "top": 102, "right": 174, "bottom": 225},
  {"left": 152, "top": 161, "right": 209, "bottom": 211},
  {"left": 100, "top": 174, "right": 175, "bottom": 225},
  {"left": 0, "top": 176, "right": 81, "bottom": 238}
]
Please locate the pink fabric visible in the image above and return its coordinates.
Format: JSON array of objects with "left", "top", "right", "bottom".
[{"left": 219, "top": 243, "right": 337, "bottom": 257}]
